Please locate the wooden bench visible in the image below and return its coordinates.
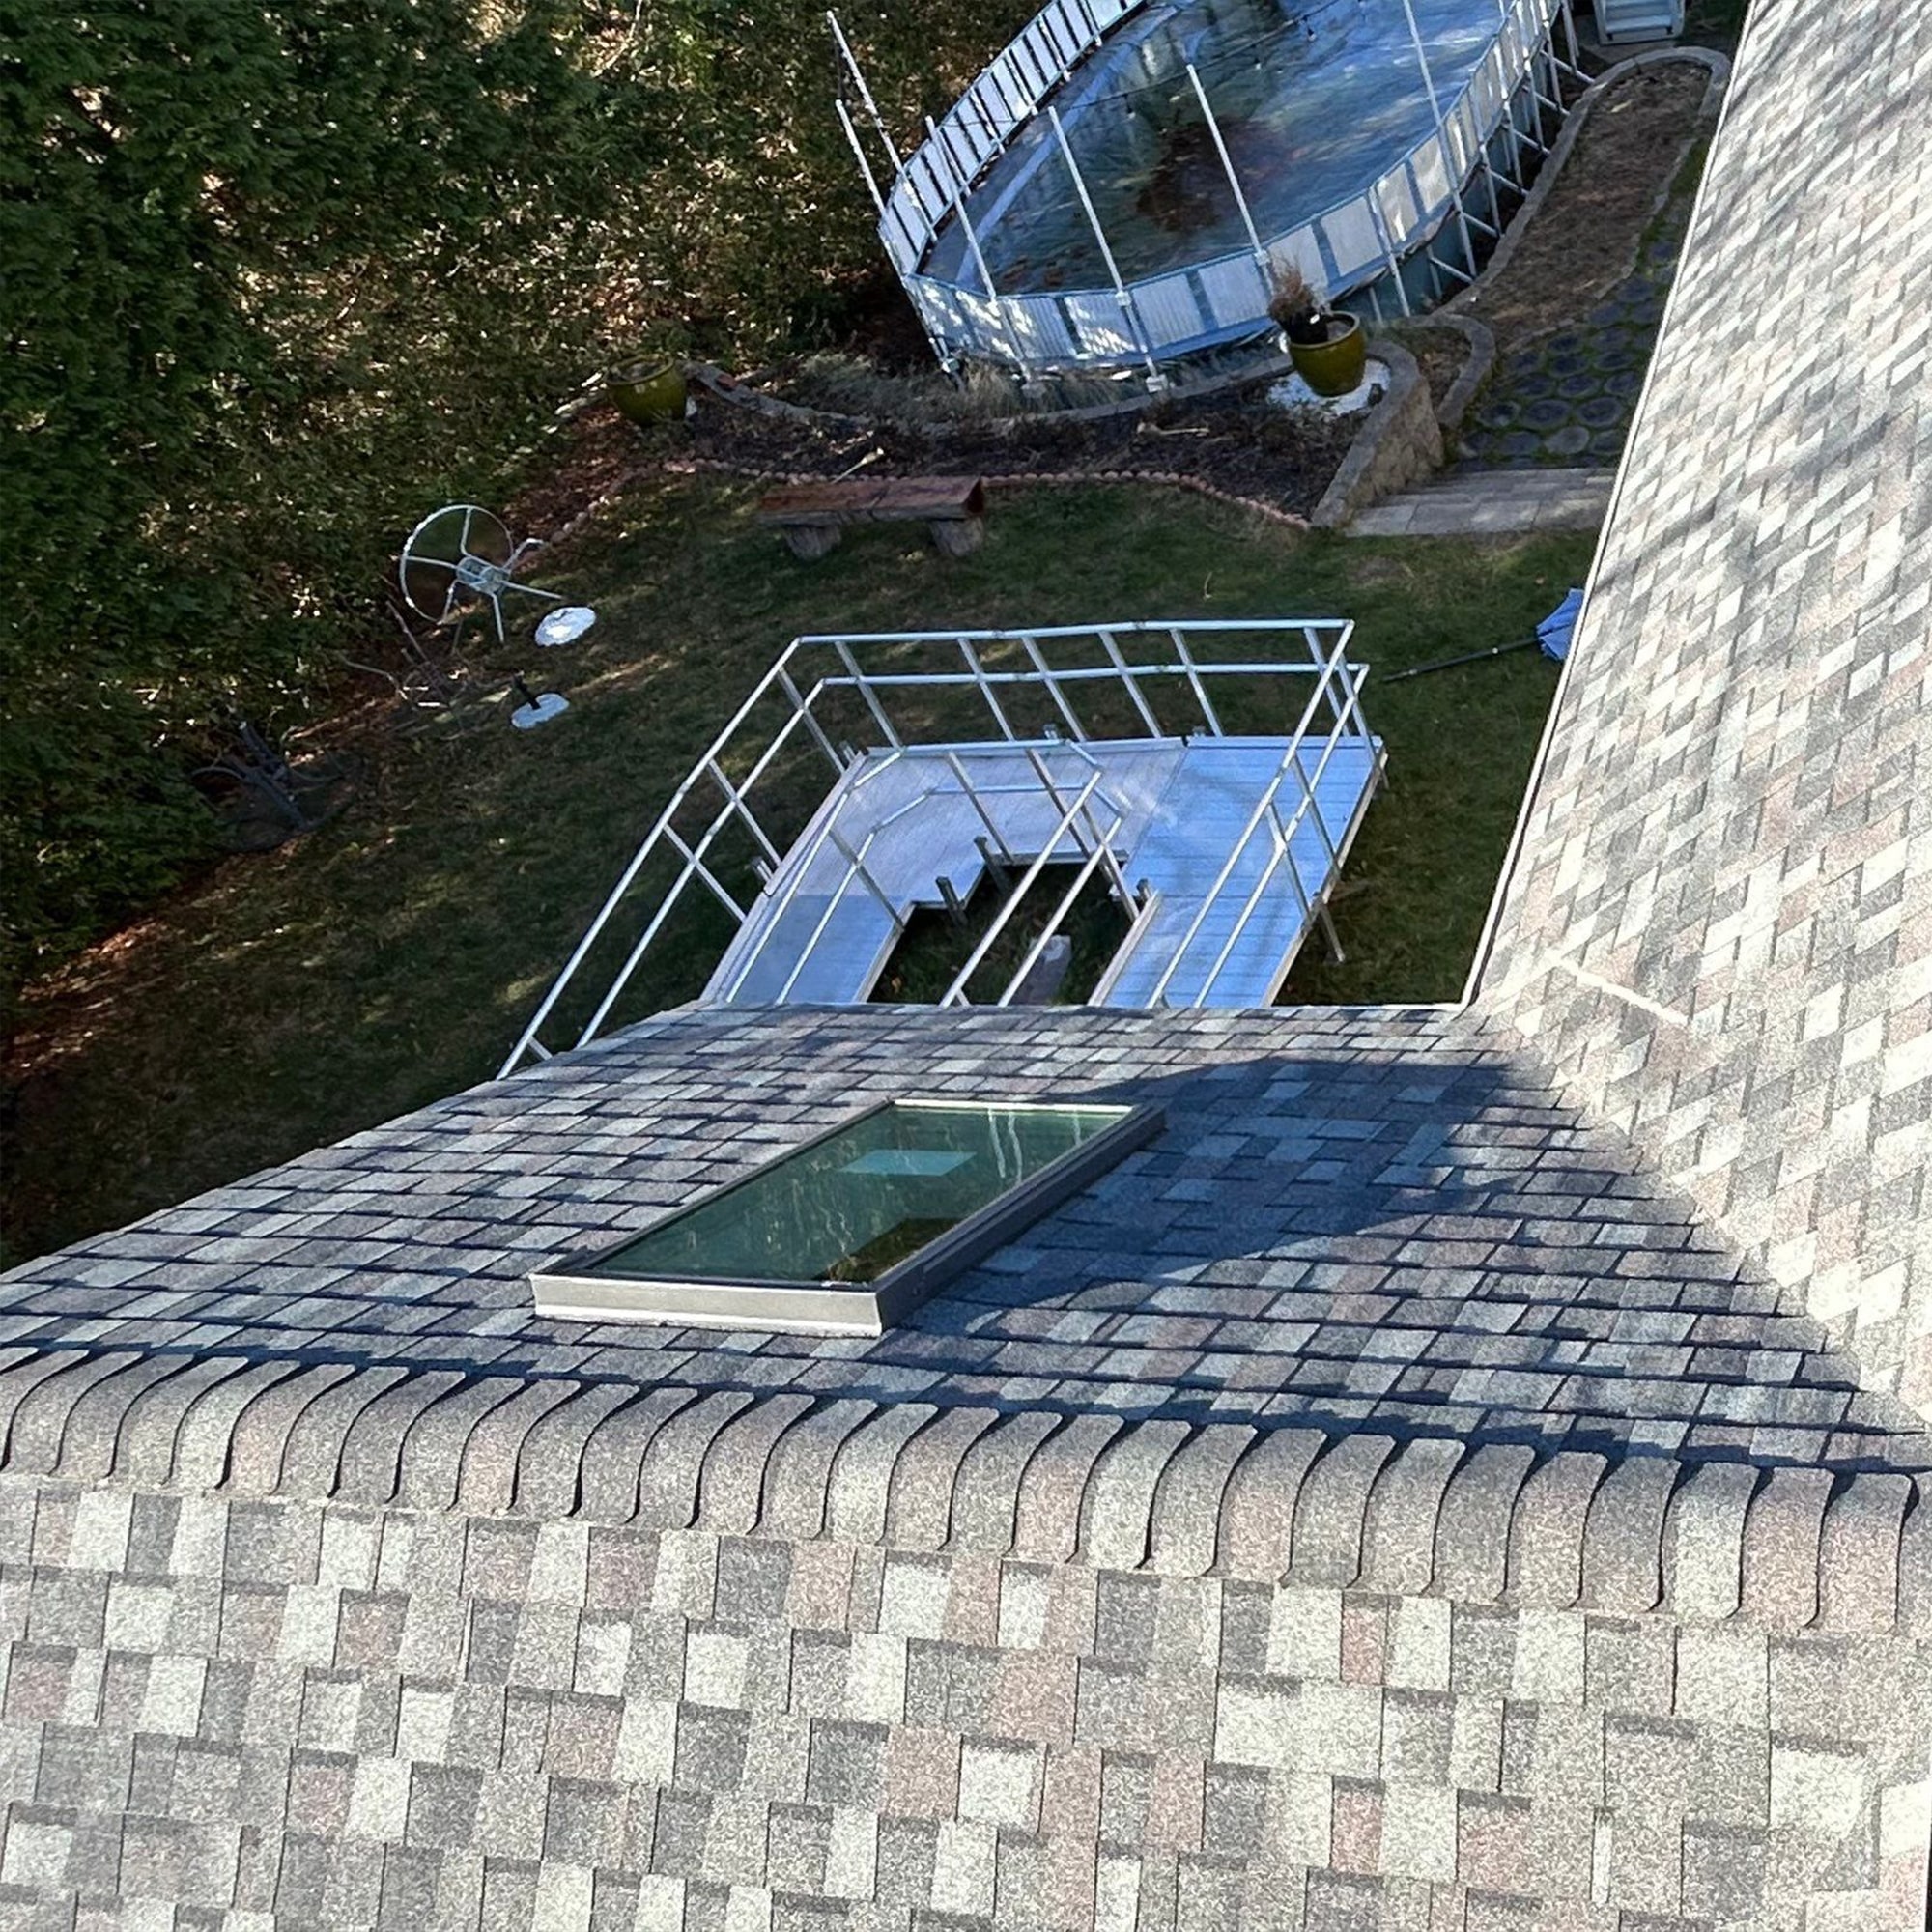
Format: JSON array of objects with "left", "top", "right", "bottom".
[{"left": 756, "top": 476, "right": 988, "bottom": 561}]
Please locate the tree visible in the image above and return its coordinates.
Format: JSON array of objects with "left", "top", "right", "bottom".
[{"left": 0, "top": 0, "right": 1031, "bottom": 997}]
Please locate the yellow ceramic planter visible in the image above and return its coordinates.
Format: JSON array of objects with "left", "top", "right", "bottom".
[
  {"left": 1288, "top": 315, "right": 1367, "bottom": 398},
  {"left": 607, "top": 359, "right": 688, "bottom": 424}
]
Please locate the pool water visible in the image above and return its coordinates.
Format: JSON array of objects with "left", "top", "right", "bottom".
[{"left": 923, "top": 0, "right": 1503, "bottom": 295}]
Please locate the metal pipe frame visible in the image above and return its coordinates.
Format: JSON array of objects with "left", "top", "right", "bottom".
[
  {"left": 828, "top": 10, "right": 902, "bottom": 172},
  {"left": 836, "top": 97, "right": 953, "bottom": 373},
  {"left": 938, "top": 772, "right": 1107, "bottom": 1005},
  {"left": 718, "top": 752, "right": 916, "bottom": 1003},
  {"left": 992, "top": 805, "right": 1129, "bottom": 1006},
  {"left": 1397, "top": 0, "right": 1480, "bottom": 284},
  {"left": 1047, "top": 101, "right": 1164, "bottom": 389},
  {"left": 1185, "top": 62, "right": 1270, "bottom": 276},
  {"left": 503, "top": 620, "right": 1364, "bottom": 1070},
  {"left": 923, "top": 115, "right": 1029, "bottom": 371},
  {"left": 1143, "top": 640, "right": 1362, "bottom": 1008}
]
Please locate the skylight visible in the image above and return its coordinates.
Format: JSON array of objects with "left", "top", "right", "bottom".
[{"left": 529, "top": 1098, "right": 1160, "bottom": 1335}]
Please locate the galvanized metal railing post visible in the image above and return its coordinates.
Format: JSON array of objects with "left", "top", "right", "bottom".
[
  {"left": 956, "top": 635, "right": 1019, "bottom": 742},
  {"left": 995, "top": 807, "right": 1127, "bottom": 1005},
  {"left": 1184, "top": 63, "right": 1271, "bottom": 280},
  {"left": 833, "top": 639, "right": 902, "bottom": 747},
  {"left": 1016, "top": 631, "right": 1090, "bottom": 742},
  {"left": 720, "top": 751, "right": 912, "bottom": 1002},
  {"left": 1398, "top": 0, "right": 1479, "bottom": 283},
  {"left": 1168, "top": 626, "right": 1226, "bottom": 737},
  {"left": 1020, "top": 741, "right": 1134, "bottom": 904},
  {"left": 939, "top": 771, "right": 1106, "bottom": 1005},
  {"left": 664, "top": 828, "right": 746, "bottom": 920},
  {"left": 943, "top": 751, "right": 1019, "bottom": 866},
  {"left": 780, "top": 665, "right": 849, "bottom": 778},
  {"left": 705, "top": 758, "right": 784, "bottom": 870},
  {"left": 1047, "top": 103, "right": 1164, "bottom": 390},
  {"left": 827, "top": 826, "right": 903, "bottom": 926},
  {"left": 1144, "top": 642, "right": 1353, "bottom": 1007},
  {"left": 1098, "top": 627, "right": 1165, "bottom": 737}
]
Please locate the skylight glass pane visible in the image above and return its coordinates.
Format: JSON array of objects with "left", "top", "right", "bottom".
[
  {"left": 588, "top": 1100, "right": 1124, "bottom": 1287},
  {"left": 529, "top": 1097, "right": 1161, "bottom": 1335}
]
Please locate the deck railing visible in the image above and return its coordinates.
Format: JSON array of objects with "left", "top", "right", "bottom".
[
  {"left": 498, "top": 620, "right": 1369, "bottom": 1073},
  {"left": 859, "top": 0, "right": 1581, "bottom": 371}
]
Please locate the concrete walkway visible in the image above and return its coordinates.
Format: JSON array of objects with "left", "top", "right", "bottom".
[{"left": 1348, "top": 467, "right": 1614, "bottom": 537}]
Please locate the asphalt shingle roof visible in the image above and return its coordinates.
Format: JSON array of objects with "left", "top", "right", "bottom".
[
  {"left": 9, "top": 1006, "right": 1929, "bottom": 1474},
  {"left": 13, "top": 0, "right": 1932, "bottom": 1914}
]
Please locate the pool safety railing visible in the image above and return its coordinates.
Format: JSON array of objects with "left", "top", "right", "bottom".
[
  {"left": 498, "top": 620, "right": 1377, "bottom": 1074},
  {"left": 832, "top": 0, "right": 1585, "bottom": 376}
]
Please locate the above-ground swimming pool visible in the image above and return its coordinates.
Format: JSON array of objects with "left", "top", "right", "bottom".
[{"left": 850, "top": 0, "right": 1576, "bottom": 374}]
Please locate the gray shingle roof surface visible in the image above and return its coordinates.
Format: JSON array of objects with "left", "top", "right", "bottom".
[
  {"left": 1473, "top": 0, "right": 1932, "bottom": 1416},
  {"left": 8, "top": 1005, "right": 1929, "bottom": 1473},
  {"left": 15, "top": 0, "right": 1932, "bottom": 1913}
]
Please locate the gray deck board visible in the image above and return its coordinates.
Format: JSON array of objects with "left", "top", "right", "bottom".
[{"left": 709, "top": 737, "right": 1378, "bottom": 1009}]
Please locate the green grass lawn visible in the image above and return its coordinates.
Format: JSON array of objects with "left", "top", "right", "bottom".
[{"left": 1, "top": 476, "right": 1592, "bottom": 1260}]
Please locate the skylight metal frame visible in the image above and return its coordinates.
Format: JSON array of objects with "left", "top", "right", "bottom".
[{"left": 527, "top": 1095, "right": 1163, "bottom": 1336}]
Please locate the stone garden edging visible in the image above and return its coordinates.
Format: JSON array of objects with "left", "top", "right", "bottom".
[{"left": 1310, "top": 340, "right": 1444, "bottom": 529}]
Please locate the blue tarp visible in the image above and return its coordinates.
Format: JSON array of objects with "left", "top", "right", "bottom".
[{"left": 1539, "top": 587, "right": 1585, "bottom": 662}]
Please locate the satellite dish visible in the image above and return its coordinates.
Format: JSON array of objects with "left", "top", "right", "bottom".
[
  {"left": 509, "top": 673, "right": 569, "bottom": 730},
  {"left": 399, "top": 504, "right": 562, "bottom": 642},
  {"left": 536, "top": 605, "right": 598, "bottom": 648}
]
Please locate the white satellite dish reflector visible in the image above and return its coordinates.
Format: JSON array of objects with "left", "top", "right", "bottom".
[
  {"left": 536, "top": 605, "right": 597, "bottom": 648},
  {"left": 509, "top": 674, "right": 569, "bottom": 730},
  {"left": 399, "top": 503, "right": 562, "bottom": 642}
]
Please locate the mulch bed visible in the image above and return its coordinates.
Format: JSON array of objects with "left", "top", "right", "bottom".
[
  {"left": 688, "top": 380, "right": 1357, "bottom": 512},
  {"left": 1387, "top": 325, "right": 1470, "bottom": 413},
  {"left": 514, "top": 376, "right": 1362, "bottom": 554}
]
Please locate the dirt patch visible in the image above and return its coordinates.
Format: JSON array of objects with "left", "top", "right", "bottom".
[
  {"left": 1463, "top": 62, "right": 1709, "bottom": 348},
  {"left": 1385, "top": 325, "right": 1471, "bottom": 412}
]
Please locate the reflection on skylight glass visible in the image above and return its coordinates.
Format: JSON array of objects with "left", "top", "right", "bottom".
[{"left": 587, "top": 1100, "right": 1127, "bottom": 1288}]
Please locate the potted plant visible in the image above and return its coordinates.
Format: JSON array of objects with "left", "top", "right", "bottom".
[
  {"left": 605, "top": 352, "right": 689, "bottom": 425},
  {"left": 1267, "top": 266, "right": 1366, "bottom": 399}
]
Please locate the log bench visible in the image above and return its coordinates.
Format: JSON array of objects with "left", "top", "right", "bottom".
[{"left": 756, "top": 476, "right": 988, "bottom": 561}]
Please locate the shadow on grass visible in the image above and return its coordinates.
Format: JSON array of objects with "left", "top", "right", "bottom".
[{"left": 1, "top": 476, "right": 1592, "bottom": 1260}]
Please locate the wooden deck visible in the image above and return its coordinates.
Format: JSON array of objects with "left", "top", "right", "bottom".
[{"left": 705, "top": 737, "right": 1379, "bottom": 1009}]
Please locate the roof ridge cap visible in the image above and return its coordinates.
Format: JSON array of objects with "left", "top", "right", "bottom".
[{"left": 0, "top": 1352, "right": 1919, "bottom": 1630}]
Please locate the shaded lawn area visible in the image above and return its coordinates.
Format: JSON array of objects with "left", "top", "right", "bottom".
[{"left": 1, "top": 477, "right": 1591, "bottom": 1259}]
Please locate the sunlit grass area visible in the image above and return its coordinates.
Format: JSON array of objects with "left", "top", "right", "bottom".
[{"left": 1, "top": 475, "right": 1591, "bottom": 1258}]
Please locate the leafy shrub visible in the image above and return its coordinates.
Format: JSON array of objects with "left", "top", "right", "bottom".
[{"left": 1, "top": 0, "right": 1036, "bottom": 994}]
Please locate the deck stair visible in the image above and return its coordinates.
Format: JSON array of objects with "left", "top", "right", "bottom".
[
  {"left": 1593, "top": 0, "right": 1682, "bottom": 42},
  {"left": 708, "top": 737, "right": 1378, "bottom": 1009}
]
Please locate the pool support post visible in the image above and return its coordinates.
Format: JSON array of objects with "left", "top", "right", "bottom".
[
  {"left": 837, "top": 98, "right": 954, "bottom": 377},
  {"left": 1047, "top": 102, "right": 1165, "bottom": 390},
  {"left": 1397, "top": 0, "right": 1480, "bottom": 286},
  {"left": 924, "top": 115, "right": 1031, "bottom": 377},
  {"left": 1184, "top": 62, "right": 1275, "bottom": 287},
  {"left": 827, "top": 12, "right": 902, "bottom": 173}
]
